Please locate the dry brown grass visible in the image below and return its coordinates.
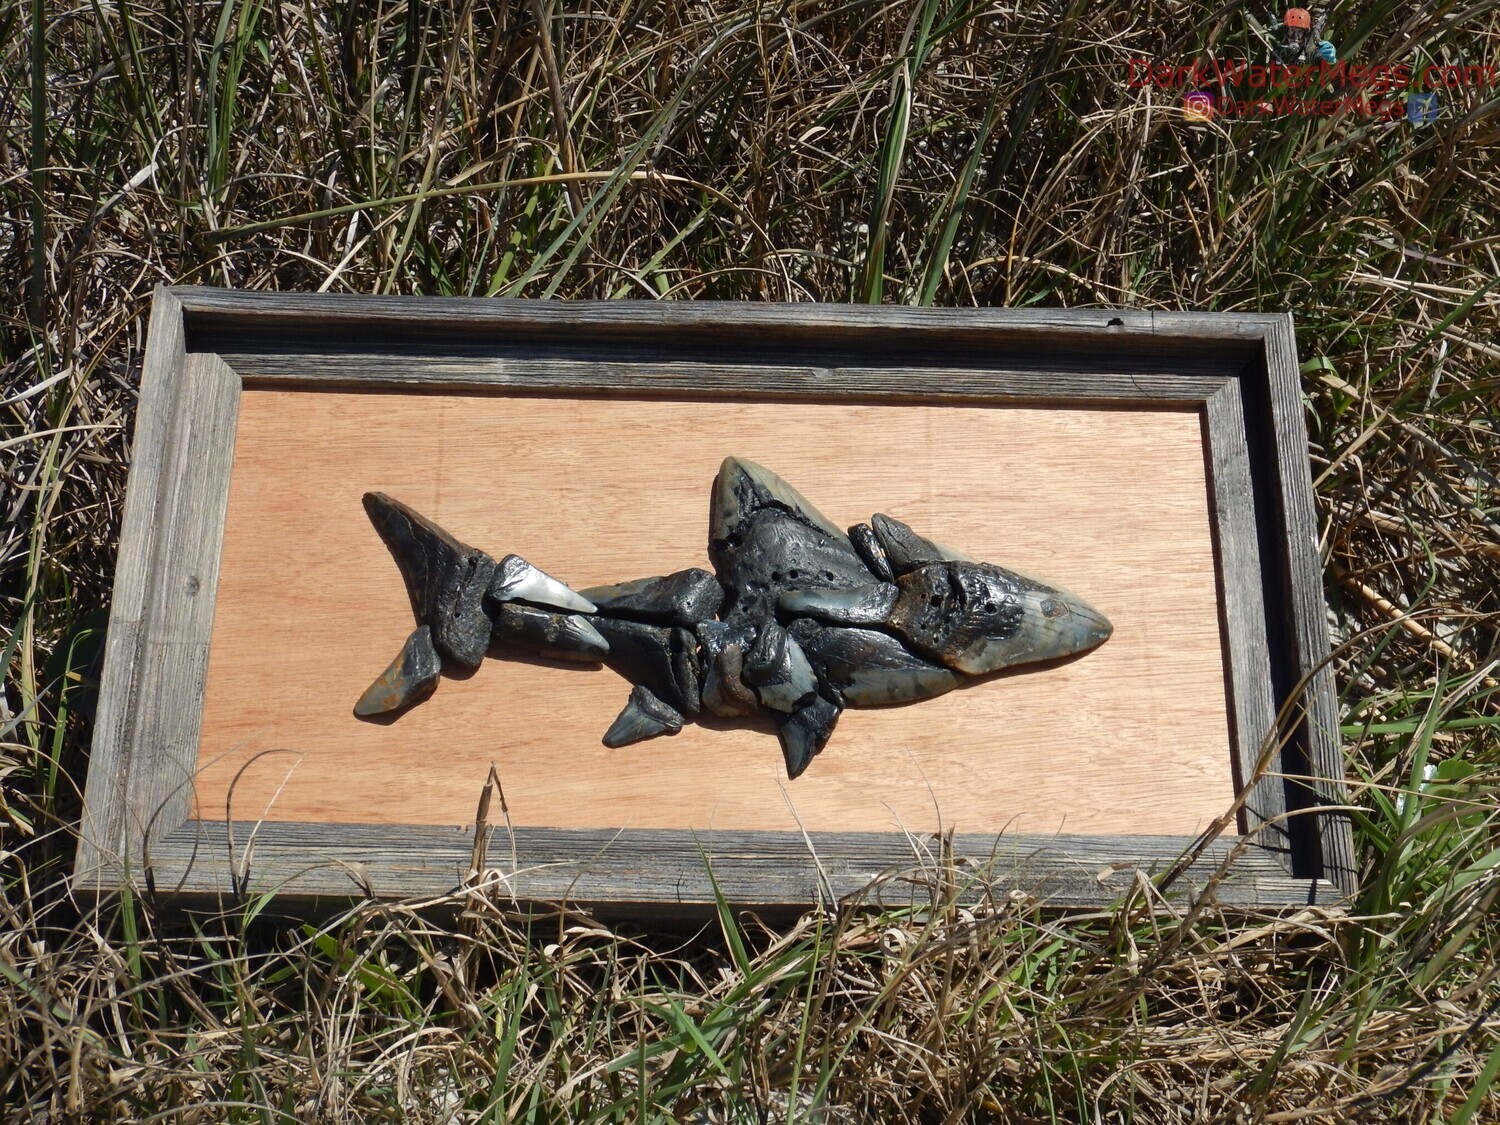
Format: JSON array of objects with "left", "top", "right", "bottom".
[{"left": 2, "top": 0, "right": 1498, "bottom": 1120}]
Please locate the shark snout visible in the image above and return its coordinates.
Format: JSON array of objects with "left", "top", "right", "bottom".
[
  {"left": 1076, "top": 602, "right": 1114, "bottom": 648},
  {"left": 1038, "top": 594, "right": 1114, "bottom": 658}
]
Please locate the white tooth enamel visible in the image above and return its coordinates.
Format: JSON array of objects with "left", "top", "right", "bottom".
[
  {"left": 512, "top": 569, "right": 595, "bottom": 612},
  {"left": 492, "top": 555, "right": 596, "bottom": 612}
]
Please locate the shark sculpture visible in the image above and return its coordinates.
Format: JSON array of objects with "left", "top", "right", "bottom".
[{"left": 356, "top": 457, "right": 1114, "bottom": 779}]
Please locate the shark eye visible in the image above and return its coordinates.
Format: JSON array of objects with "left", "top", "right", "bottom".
[{"left": 1041, "top": 598, "right": 1066, "bottom": 618}]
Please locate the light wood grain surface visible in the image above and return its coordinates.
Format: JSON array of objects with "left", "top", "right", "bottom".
[{"left": 193, "top": 390, "right": 1234, "bottom": 837}]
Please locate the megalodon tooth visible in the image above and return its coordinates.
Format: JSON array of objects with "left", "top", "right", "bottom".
[
  {"left": 603, "top": 685, "right": 685, "bottom": 748},
  {"left": 579, "top": 569, "right": 724, "bottom": 628},
  {"left": 353, "top": 625, "right": 442, "bottom": 716}
]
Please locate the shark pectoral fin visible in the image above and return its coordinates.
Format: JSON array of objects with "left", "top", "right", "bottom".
[
  {"left": 490, "top": 554, "right": 596, "bottom": 613},
  {"left": 603, "top": 685, "right": 686, "bottom": 747},
  {"left": 777, "top": 583, "right": 898, "bottom": 627},
  {"left": 355, "top": 625, "right": 442, "bottom": 717},
  {"left": 775, "top": 695, "right": 842, "bottom": 780}
]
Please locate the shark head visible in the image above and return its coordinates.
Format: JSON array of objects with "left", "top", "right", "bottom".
[{"left": 883, "top": 560, "right": 1113, "bottom": 676}]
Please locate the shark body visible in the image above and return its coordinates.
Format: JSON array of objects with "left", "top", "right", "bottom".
[{"left": 357, "top": 457, "right": 1113, "bottom": 779}]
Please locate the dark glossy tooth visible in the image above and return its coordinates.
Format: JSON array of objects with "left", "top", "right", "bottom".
[
  {"left": 354, "top": 626, "right": 442, "bottom": 716},
  {"left": 881, "top": 559, "right": 1117, "bottom": 674},
  {"left": 848, "top": 523, "right": 895, "bottom": 582},
  {"left": 696, "top": 618, "right": 757, "bottom": 652},
  {"left": 885, "top": 561, "right": 967, "bottom": 667},
  {"left": 710, "top": 457, "right": 848, "bottom": 543},
  {"left": 885, "top": 561, "right": 1029, "bottom": 672},
  {"left": 868, "top": 513, "right": 949, "bottom": 576},
  {"left": 789, "top": 619, "right": 962, "bottom": 706},
  {"left": 669, "top": 627, "right": 702, "bottom": 716},
  {"left": 775, "top": 694, "right": 841, "bottom": 779},
  {"left": 491, "top": 604, "right": 609, "bottom": 662},
  {"left": 579, "top": 569, "right": 725, "bottom": 628},
  {"left": 742, "top": 621, "right": 817, "bottom": 713},
  {"left": 363, "top": 492, "right": 497, "bottom": 669},
  {"left": 490, "top": 554, "right": 595, "bottom": 613},
  {"left": 708, "top": 458, "right": 874, "bottom": 623},
  {"left": 870, "top": 512, "right": 976, "bottom": 575},
  {"left": 778, "top": 583, "right": 898, "bottom": 627},
  {"left": 844, "top": 660, "right": 961, "bottom": 707},
  {"left": 591, "top": 617, "right": 698, "bottom": 713},
  {"left": 602, "top": 685, "right": 685, "bottom": 747}
]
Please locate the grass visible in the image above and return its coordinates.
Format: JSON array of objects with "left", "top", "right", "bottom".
[{"left": 2, "top": 0, "right": 1498, "bottom": 1119}]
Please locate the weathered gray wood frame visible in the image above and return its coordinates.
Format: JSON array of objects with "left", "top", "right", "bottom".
[{"left": 75, "top": 287, "right": 1355, "bottom": 912}]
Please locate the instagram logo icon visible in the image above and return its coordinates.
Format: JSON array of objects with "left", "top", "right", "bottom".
[{"left": 1182, "top": 90, "right": 1215, "bottom": 120}]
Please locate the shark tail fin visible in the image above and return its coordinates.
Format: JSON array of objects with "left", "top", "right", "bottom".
[{"left": 358, "top": 495, "right": 604, "bottom": 718}]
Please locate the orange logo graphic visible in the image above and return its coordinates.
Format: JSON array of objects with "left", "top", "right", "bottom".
[{"left": 1183, "top": 90, "right": 1216, "bottom": 120}]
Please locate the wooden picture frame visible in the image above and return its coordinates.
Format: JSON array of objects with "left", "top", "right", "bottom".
[{"left": 75, "top": 288, "right": 1355, "bottom": 912}]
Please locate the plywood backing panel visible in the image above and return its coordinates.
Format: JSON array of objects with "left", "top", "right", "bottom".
[{"left": 193, "top": 390, "right": 1234, "bottom": 838}]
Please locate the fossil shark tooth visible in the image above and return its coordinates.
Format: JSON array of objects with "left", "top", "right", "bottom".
[
  {"left": 710, "top": 456, "right": 848, "bottom": 544},
  {"left": 354, "top": 625, "right": 443, "bottom": 716},
  {"left": 886, "top": 561, "right": 1112, "bottom": 674},
  {"left": 868, "top": 512, "right": 952, "bottom": 576},
  {"left": 868, "top": 514, "right": 973, "bottom": 573},
  {"left": 700, "top": 643, "right": 757, "bottom": 717},
  {"left": 694, "top": 621, "right": 758, "bottom": 717},
  {"left": 778, "top": 583, "right": 899, "bottom": 628},
  {"left": 603, "top": 685, "right": 685, "bottom": 747},
  {"left": 847, "top": 522, "right": 896, "bottom": 582},
  {"left": 742, "top": 621, "right": 818, "bottom": 713},
  {"left": 668, "top": 627, "right": 702, "bottom": 716},
  {"left": 491, "top": 604, "right": 610, "bottom": 662},
  {"left": 490, "top": 554, "right": 596, "bottom": 613},
  {"left": 591, "top": 617, "right": 702, "bottom": 714},
  {"left": 579, "top": 568, "right": 725, "bottom": 628},
  {"left": 775, "top": 694, "right": 841, "bottom": 780},
  {"left": 788, "top": 619, "right": 962, "bottom": 706}
]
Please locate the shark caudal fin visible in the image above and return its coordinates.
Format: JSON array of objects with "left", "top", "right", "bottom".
[
  {"left": 356, "top": 493, "right": 606, "bottom": 716},
  {"left": 363, "top": 492, "right": 497, "bottom": 670}
]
